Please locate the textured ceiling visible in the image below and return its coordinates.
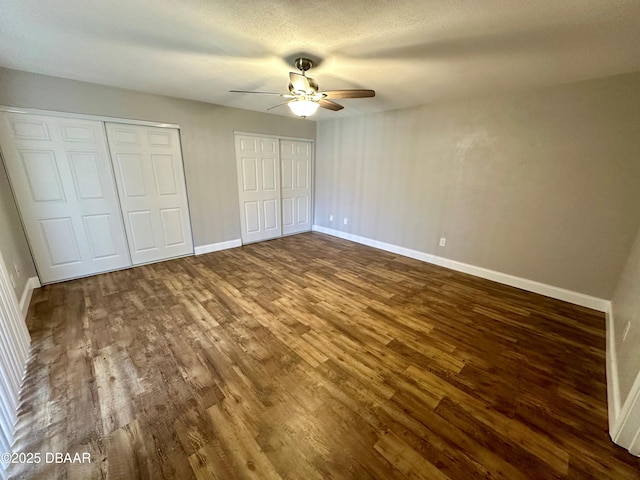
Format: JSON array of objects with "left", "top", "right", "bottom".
[{"left": 1, "top": 0, "right": 640, "bottom": 120}]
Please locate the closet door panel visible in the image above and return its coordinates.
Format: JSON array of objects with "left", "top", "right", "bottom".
[
  {"left": 106, "top": 123, "right": 193, "bottom": 265},
  {"left": 280, "top": 140, "right": 312, "bottom": 236},
  {"left": 0, "top": 113, "right": 131, "bottom": 283},
  {"left": 235, "top": 135, "right": 282, "bottom": 244}
]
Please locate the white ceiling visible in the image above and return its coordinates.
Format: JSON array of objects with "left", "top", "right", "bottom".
[{"left": 1, "top": 0, "right": 640, "bottom": 120}]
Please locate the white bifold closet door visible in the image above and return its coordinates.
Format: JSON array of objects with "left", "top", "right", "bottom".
[
  {"left": 0, "top": 113, "right": 131, "bottom": 284},
  {"left": 235, "top": 134, "right": 312, "bottom": 244},
  {"left": 105, "top": 123, "right": 193, "bottom": 265}
]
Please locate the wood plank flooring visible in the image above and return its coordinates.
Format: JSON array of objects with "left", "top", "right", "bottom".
[{"left": 8, "top": 232, "right": 640, "bottom": 479}]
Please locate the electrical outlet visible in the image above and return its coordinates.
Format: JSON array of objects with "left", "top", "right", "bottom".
[
  {"left": 329, "top": 214, "right": 333, "bottom": 222},
  {"left": 343, "top": 218, "right": 348, "bottom": 225},
  {"left": 439, "top": 237, "right": 446, "bottom": 247},
  {"left": 14, "top": 263, "right": 21, "bottom": 276},
  {"left": 623, "top": 321, "right": 631, "bottom": 341}
]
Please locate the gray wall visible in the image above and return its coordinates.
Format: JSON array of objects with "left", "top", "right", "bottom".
[
  {"left": 0, "top": 161, "right": 36, "bottom": 298},
  {"left": 315, "top": 72, "right": 640, "bottom": 299},
  {"left": 0, "top": 67, "right": 316, "bottom": 252},
  {"left": 611, "top": 226, "right": 640, "bottom": 406}
]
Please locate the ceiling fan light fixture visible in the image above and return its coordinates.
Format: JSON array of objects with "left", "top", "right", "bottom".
[
  {"left": 230, "top": 57, "right": 374, "bottom": 115},
  {"left": 288, "top": 99, "right": 319, "bottom": 117}
]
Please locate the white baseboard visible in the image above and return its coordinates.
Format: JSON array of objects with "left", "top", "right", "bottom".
[
  {"left": 194, "top": 239, "right": 242, "bottom": 255},
  {"left": 311, "top": 225, "right": 610, "bottom": 312},
  {"left": 18, "top": 276, "right": 40, "bottom": 320}
]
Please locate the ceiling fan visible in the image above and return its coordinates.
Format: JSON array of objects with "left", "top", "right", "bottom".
[{"left": 230, "top": 57, "right": 375, "bottom": 118}]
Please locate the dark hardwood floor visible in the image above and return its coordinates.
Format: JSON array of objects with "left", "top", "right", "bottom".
[{"left": 8, "top": 232, "right": 640, "bottom": 479}]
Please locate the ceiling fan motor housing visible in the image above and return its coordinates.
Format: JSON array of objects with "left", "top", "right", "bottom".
[{"left": 294, "top": 58, "right": 313, "bottom": 73}]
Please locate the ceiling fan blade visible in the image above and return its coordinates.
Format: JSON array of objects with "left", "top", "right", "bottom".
[
  {"left": 318, "top": 99, "right": 344, "bottom": 111},
  {"left": 321, "top": 89, "right": 375, "bottom": 99},
  {"left": 289, "top": 72, "right": 317, "bottom": 94},
  {"left": 230, "top": 90, "right": 295, "bottom": 97},
  {"left": 267, "top": 101, "right": 291, "bottom": 111}
]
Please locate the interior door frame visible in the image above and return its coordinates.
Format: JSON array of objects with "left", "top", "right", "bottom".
[
  {"left": 234, "top": 131, "right": 315, "bottom": 244},
  {"left": 0, "top": 105, "right": 180, "bottom": 130}
]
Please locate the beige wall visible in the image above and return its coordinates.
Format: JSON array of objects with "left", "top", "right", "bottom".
[
  {"left": 0, "top": 162, "right": 37, "bottom": 298},
  {"left": 0, "top": 67, "right": 316, "bottom": 252},
  {"left": 315, "top": 72, "right": 640, "bottom": 299},
  {"left": 611, "top": 226, "right": 640, "bottom": 405}
]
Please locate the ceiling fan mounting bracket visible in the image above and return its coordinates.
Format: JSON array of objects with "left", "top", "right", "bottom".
[{"left": 294, "top": 58, "right": 313, "bottom": 74}]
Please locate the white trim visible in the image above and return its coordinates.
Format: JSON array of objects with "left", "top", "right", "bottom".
[
  {"left": 0, "top": 105, "right": 180, "bottom": 129},
  {"left": 612, "top": 369, "right": 640, "bottom": 456},
  {"left": 18, "top": 276, "right": 40, "bottom": 320},
  {"left": 0, "top": 248, "right": 30, "bottom": 465},
  {"left": 233, "top": 130, "right": 315, "bottom": 143},
  {"left": 606, "top": 304, "right": 621, "bottom": 431},
  {"left": 194, "top": 239, "right": 242, "bottom": 255},
  {"left": 631, "top": 422, "right": 640, "bottom": 456},
  {"left": 312, "top": 225, "right": 610, "bottom": 312}
]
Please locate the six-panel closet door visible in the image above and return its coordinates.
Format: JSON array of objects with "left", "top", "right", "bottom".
[
  {"left": 105, "top": 123, "right": 194, "bottom": 265},
  {"left": 280, "top": 140, "right": 312, "bottom": 236},
  {"left": 235, "top": 135, "right": 283, "bottom": 244},
  {"left": 235, "top": 134, "right": 313, "bottom": 245},
  {"left": 0, "top": 113, "right": 131, "bottom": 284}
]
